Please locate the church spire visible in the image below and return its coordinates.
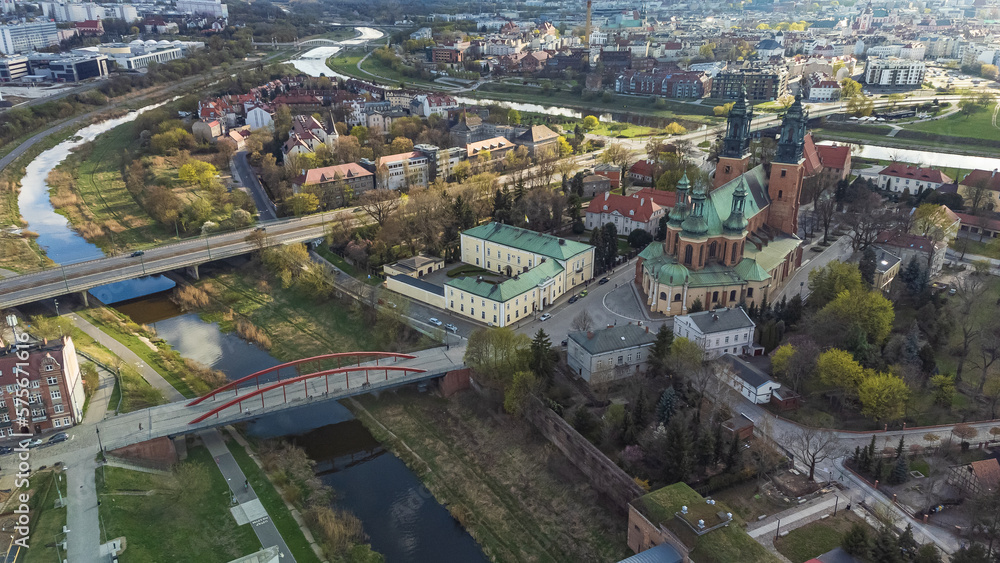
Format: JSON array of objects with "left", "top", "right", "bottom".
[
  {"left": 774, "top": 94, "right": 808, "bottom": 164},
  {"left": 720, "top": 86, "right": 753, "bottom": 160},
  {"left": 680, "top": 178, "right": 708, "bottom": 235},
  {"left": 669, "top": 173, "right": 690, "bottom": 224},
  {"left": 723, "top": 178, "right": 750, "bottom": 233}
]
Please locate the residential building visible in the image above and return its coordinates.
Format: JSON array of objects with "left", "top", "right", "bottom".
[
  {"left": 375, "top": 151, "right": 429, "bottom": 190},
  {"left": 614, "top": 69, "right": 711, "bottom": 98},
  {"left": 0, "top": 336, "right": 86, "bottom": 439},
  {"left": 446, "top": 222, "right": 595, "bottom": 327},
  {"left": 0, "top": 55, "right": 29, "bottom": 81},
  {"left": 514, "top": 125, "right": 559, "bottom": 156},
  {"left": 594, "top": 163, "right": 621, "bottom": 190},
  {"left": 75, "top": 20, "right": 104, "bottom": 35},
  {"left": 801, "top": 73, "right": 841, "bottom": 102},
  {"left": 410, "top": 27, "right": 432, "bottom": 40},
  {"left": 585, "top": 191, "right": 666, "bottom": 236},
  {"left": 948, "top": 459, "right": 1000, "bottom": 496},
  {"left": 709, "top": 64, "right": 788, "bottom": 101},
  {"left": 410, "top": 94, "right": 458, "bottom": 117},
  {"left": 877, "top": 163, "right": 951, "bottom": 194},
  {"left": 875, "top": 230, "right": 946, "bottom": 276},
  {"left": 635, "top": 90, "right": 805, "bottom": 317},
  {"left": 672, "top": 307, "right": 756, "bottom": 359},
  {"left": 580, "top": 174, "right": 611, "bottom": 198},
  {"left": 39, "top": 1, "right": 106, "bottom": 22},
  {"left": 864, "top": 57, "right": 925, "bottom": 87},
  {"left": 0, "top": 22, "right": 59, "bottom": 55},
  {"left": 871, "top": 246, "right": 902, "bottom": 293},
  {"left": 383, "top": 253, "right": 444, "bottom": 279},
  {"left": 814, "top": 144, "right": 852, "bottom": 181},
  {"left": 628, "top": 160, "right": 656, "bottom": 184},
  {"left": 719, "top": 354, "right": 781, "bottom": 404},
  {"left": 291, "top": 163, "right": 375, "bottom": 203},
  {"left": 176, "top": 0, "right": 228, "bottom": 18},
  {"left": 956, "top": 212, "right": 1000, "bottom": 241},
  {"left": 466, "top": 136, "right": 514, "bottom": 163},
  {"left": 97, "top": 41, "right": 189, "bottom": 70},
  {"left": 908, "top": 204, "right": 960, "bottom": 244},
  {"left": 958, "top": 169, "right": 1000, "bottom": 212},
  {"left": 246, "top": 106, "right": 273, "bottom": 130},
  {"left": 566, "top": 324, "right": 657, "bottom": 383}
]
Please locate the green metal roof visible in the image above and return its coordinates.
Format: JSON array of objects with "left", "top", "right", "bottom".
[
  {"left": 743, "top": 235, "right": 801, "bottom": 273},
  {"left": 686, "top": 263, "right": 746, "bottom": 288},
  {"left": 568, "top": 324, "right": 657, "bottom": 355},
  {"left": 657, "top": 263, "right": 690, "bottom": 285},
  {"left": 704, "top": 166, "right": 767, "bottom": 237},
  {"left": 446, "top": 259, "right": 563, "bottom": 302},
  {"left": 638, "top": 241, "right": 665, "bottom": 261},
  {"left": 462, "top": 222, "right": 592, "bottom": 261},
  {"left": 733, "top": 258, "right": 769, "bottom": 282}
]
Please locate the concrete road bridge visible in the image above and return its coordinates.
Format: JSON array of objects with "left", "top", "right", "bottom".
[{"left": 96, "top": 346, "right": 466, "bottom": 452}]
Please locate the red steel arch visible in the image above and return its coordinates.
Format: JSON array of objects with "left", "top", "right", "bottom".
[
  {"left": 188, "top": 352, "right": 416, "bottom": 406},
  {"left": 189, "top": 365, "right": 426, "bottom": 424}
]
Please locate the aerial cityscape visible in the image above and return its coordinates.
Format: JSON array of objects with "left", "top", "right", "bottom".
[{"left": 0, "top": 0, "right": 999, "bottom": 561}]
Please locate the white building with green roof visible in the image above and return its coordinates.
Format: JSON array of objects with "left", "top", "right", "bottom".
[{"left": 445, "top": 223, "right": 595, "bottom": 327}]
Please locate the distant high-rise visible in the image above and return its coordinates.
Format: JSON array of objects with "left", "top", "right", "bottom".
[
  {"left": 0, "top": 21, "right": 59, "bottom": 55},
  {"left": 175, "top": 0, "right": 228, "bottom": 18}
]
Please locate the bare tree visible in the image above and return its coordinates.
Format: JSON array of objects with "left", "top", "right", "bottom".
[
  {"left": 816, "top": 192, "right": 837, "bottom": 244},
  {"left": 975, "top": 317, "right": 1000, "bottom": 393},
  {"left": 845, "top": 191, "right": 897, "bottom": 251},
  {"left": 358, "top": 189, "right": 400, "bottom": 227},
  {"left": 954, "top": 275, "right": 988, "bottom": 382},
  {"left": 787, "top": 427, "right": 840, "bottom": 481},
  {"left": 572, "top": 310, "right": 594, "bottom": 332}
]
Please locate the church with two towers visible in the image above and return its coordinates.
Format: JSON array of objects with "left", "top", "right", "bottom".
[{"left": 634, "top": 89, "right": 807, "bottom": 316}]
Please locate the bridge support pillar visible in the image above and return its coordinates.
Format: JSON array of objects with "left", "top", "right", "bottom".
[
  {"left": 186, "top": 264, "right": 200, "bottom": 280},
  {"left": 78, "top": 291, "right": 89, "bottom": 308}
]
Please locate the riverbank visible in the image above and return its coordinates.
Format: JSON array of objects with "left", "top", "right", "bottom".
[{"left": 348, "top": 390, "right": 630, "bottom": 562}]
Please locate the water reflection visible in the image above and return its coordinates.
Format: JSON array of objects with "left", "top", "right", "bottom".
[
  {"left": 817, "top": 141, "right": 1000, "bottom": 171},
  {"left": 147, "top": 312, "right": 282, "bottom": 380},
  {"left": 90, "top": 275, "right": 176, "bottom": 305}
]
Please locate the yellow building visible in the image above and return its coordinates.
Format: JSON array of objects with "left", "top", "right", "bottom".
[{"left": 446, "top": 223, "right": 595, "bottom": 327}]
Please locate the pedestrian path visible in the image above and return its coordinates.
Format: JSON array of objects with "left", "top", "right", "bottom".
[
  {"left": 748, "top": 494, "right": 839, "bottom": 539},
  {"left": 68, "top": 312, "right": 184, "bottom": 401},
  {"left": 66, "top": 450, "right": 101, "bottom": 563},
  {"left": 200, "top": 429, "right": 295, "bottom": 562}
]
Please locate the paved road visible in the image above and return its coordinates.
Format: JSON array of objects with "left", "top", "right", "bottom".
[
  {"left": 233, "top": 151, "right": 277, "bottom": 221},
  {"left": 770, "top": 233, "right": 854, "bottom": 303},
  {"left": 201, "top": 429, "right": 294, "bottom": 561}
]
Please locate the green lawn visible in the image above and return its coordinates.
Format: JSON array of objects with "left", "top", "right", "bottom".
[
  {"left": 813, "top": 127, "right": 996, "bottom": 156},
  {"left": 226, "top": 437, "right": 322, "bottom": 563},
  {"left": 314, "top": 245, "right": 379, "bottom": 285},
  {"left": 588, "top": 122, "right": 661, "bottom": 138},
  {"left": 904, "top": 104, "right": 1000, "bottom": 141},
  {"left": 97, "top": 445, "right": 260, "bottom": 563},
  {"left": 951, "top": 236, "right": 1000, "bottom": 259},
  {"left": 23, "top": 471, "right": 68, "bottom": 563},
  {"left": 774, "top": 512, "right": 865, "bottom": 563}
]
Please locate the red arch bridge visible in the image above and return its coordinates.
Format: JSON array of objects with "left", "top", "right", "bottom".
[{"left": 93, "top": 348, "right": 466, "bottom": 452}]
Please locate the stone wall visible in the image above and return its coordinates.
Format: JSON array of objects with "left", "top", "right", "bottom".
[
  {"left": 627, "top": 504, "right": 691, "bottom": 563},
  {"left": 440, "top": 368, "right": 471, "bottom": 397},
  {"left": 108, "top": 436, "right": 177, "bottom": 469},
  {"left": 523, "top": 397, "right": 643, "bottom": 512}
]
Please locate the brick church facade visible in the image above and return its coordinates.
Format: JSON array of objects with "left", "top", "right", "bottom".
[{"left": 635, "top": 88, "right": 806, "bottom": 316}]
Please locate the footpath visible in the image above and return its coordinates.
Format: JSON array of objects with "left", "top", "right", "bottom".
[{"left": 200, "top": 428, "right": 295, "bottom": 562}]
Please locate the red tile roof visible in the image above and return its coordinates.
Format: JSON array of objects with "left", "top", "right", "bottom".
[
  {"left": 586, "top": 191, "right": 663, "bottom": 223},
  {"left": 878, "top": 163, "right": 951, "bottom": 184},
  {"left": 876, "top": 230, "right": 939, "bottom": 253},
  {"left": 955, "top": 212, "right": 1000, "bottom": 232},
  {"left": 629, "top": 160, "right": 656, "bottom": 179},
  {"left": 634, "top": 187, "right": 677, "bottom": 208},
  {"left": 803, "top": 133, "right": 822, "bottom": 177},
  {"left": 971, "top": 459, "right": 1000, "bottom": 492},
  {"left": 960, "top": 169, "right": 1000, "bottom": 192},
  {"left": 816, "top": 144, "right": 850, "bottom": 170},
  {"left": 294, "top": 163, "right": 372, "bottom": 186}
]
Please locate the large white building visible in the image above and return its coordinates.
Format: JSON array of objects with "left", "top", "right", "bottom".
[
  {"left": 876, "top": 163, "right": 951, "bottom": 194},
  {"left": 96, "top": 40, "right": 198, "bottom": 70},
  {"left": 864, "top": 57, "right": 925, "bottom": 86},
  {"left": 176, "top": 0, "right": 228, "bottom": 17},
  {"left": 585, "top": 191, "right": 666, "bottom": 236},
  {"left": 0, "top": 22, "right": 59, "bottom": 55},
  {"left": 376, "top": 151, "right": 429, "bottom": 190},
  {"left": 672, "top": 307, "right": 756, "bottom": 359}
]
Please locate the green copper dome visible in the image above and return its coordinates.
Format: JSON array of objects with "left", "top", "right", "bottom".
[
  {"left": 658, "top": 262, "right": 690, "bottom": 285},
  {"left": 669, "top": 173, "right": 690, "bottom": 225}
]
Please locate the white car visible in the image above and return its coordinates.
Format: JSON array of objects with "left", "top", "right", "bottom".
[
  {"left": 539, "top": 313, "right": 552, "bottom": 321},
  {"left": 429, "top": 317, "right": 443, "bottom": 326},
  {"left": 444, "top": 323, "right": 458, "bottom": 333}
]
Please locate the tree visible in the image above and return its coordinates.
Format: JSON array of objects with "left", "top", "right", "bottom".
[
  {"left": 350, "top": 125, "right": 369, "bottom": 144},
  {"left": 648, "top": 325, "right": 674, "bottom": 376},
  {"left": 571, "top": 310, "right": 594, "bottom": 332},
  {"left": 842, "top": 522, "right": 873, "bottom": 560},
  {"left": 950, "top": 543, "right": 991, "bottom": 563},
  {"left": 507, "top": 109, "right": 521, "bottom": 125},
  {"left": 689, "top": 298, "right": 703, "bottom": 313},
  {"left": 788, "top": 427, "right": 839, "bottom": 481},
  {"left": 840, "top": 77, "right": 862, "bottom": 98},
  {"left": 358, "top": 189, "right": 400, "bottom": 227},
  {"left": 664, "top": 122, "right": 687, "bottom": 135},
  {"left": 858, "top": 372, "right": 910, "bottom": 422},
  {"left": 771, "top": 344, "right": 796, "bottom": 379},
  {"left": 929, "top": 374, "right": 955, "bottom": 408},
  {"left": 914, "top": 544, "right": 943, "bottom": 563},
  {"left": 808, "top": 261, "right": 864, "bottom": 308},
  {"left": 871, "top": 525, "right": 904, "bottom": 563},
  {"left": 600, "top": 143, "right": 632, "bottom": 183},
  {"left": 504, "top": 370, "right": 537, "bottom": 416},
  {"left": 859, "top": 247, "right": 877, "bottom": 286},
  {"left": 464, "top": 327, "right": 530, "bottom": 391},
  {"left": 178, "top": 160, "right": 218, "bottom": 190},
  {"left": 816, "top": 348, "right": 866, "bottom": 394},
  {"left": 815, "top": 289, "right": 895, "bottom": 349},
  {"left": 390, "top": 136, "right": 414, "bottom": 154},
  {"left": 627, "top": 229, "right": 653, "bottom": 248},
  {"left": 529, "top": 329, "right": 555, "bottom": 382},
  {"left": 285, "top": 192, "right": 319, "bottom": 216},
  {"left": 713, "top": 102, "right": 735, "bottom": 117},
  {"left": 959, "top": 94, "right": 986, "bottom": 118},
  {"left": 582, "top": 115, "right": 599, "bottom": 131},
  {"left": 655, "top": 387, "right": 677, "bottom": 426},
  {"left": 662, "top": 416, "right": 694, "bottom": 482}
]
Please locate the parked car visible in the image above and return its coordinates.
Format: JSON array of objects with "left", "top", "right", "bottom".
[
  {"left": 539, "top": 313, "right": 552, "bottom": 321},
  {"left": 561, "top": 339, "right": 568, "bottom": 347},
  {"left": 949, "top": 288, "right": 957, "bottom": 296},
  {"left": 568, "top": 295, "right": 579, "bottom": 304},
  {"left": 130, "top": 250, "right": 145, "bottom": 257},
  {"left": 598, "top": 277, "right": 610, "bottom": 285},
  {"left": 26, "top": 439, "right": 43, "bottom": 448},
  {"left": 444, "top": 323, "right": 458, "bottom": 333},
  {"left": 0, "top": 446, "right": 12, "bottom": 454},
  {"left": 428, "top": 317, "right": 443, "bottom": 326},
  {"left": 48, "top": 432, "right": 69, "bottom": 444},
  {"left": 578, "top": 290, "right": 588, "bottom": 298}
]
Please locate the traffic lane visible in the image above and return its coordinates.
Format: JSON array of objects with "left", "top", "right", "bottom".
[{"left": 234, "top": 151, "right": 277, "bottom": 221}]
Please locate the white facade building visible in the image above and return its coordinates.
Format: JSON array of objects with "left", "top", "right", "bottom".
[
  {"left": 567, "top": 324, "right": 657, "bottom": 383},
  {"left": 672, "top": 307, "right": 756, "bottom": 359},
  {"left": 718, "top": 354, "right": 781, "bottom": 404},
  {"left": 246, "top": 106, "right": 273, "bottom": 130},
  {"left": 864, "top": 57, "right": 925, "bottom": 86},
  {"left": 0, "top": 22, "right": 59, "bottom": 55},
  {"left": 377, "top": 151, "right": 429, "bottom": 190},
  {"left": 176, "top": 0, "right": 228, "bottom": 17}
]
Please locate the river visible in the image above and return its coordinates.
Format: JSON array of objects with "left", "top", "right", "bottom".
[
  {"left": 817, "top": 140, "right": 1000, "bottom": 171},
  {"left": 17, "top": 100, "right": 179, "bottom": 301},
  {"left": 113, "top": 289, "right": 489, "bottom": 562}
]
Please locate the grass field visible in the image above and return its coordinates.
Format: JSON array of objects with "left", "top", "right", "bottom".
[
  {"left": 773, "top": 512, "right": 864, "bottom": 563},
  {"left": 349, "top": 391, "right": 630, "bottom": 563},
  {"left": 23, "top": 471, "right": 68, "bottom": 563},
  {"left": 813, "top": 128, "right": 998, "bottom": 157},
  {"left": 313, "top": 245, "right": 379, "bottom": 285},
  {"left": 951, "top": 237, "right": 1000, "bottom": 259},
  {"left": 226, "top": 436, "right": 323, "bottom": 563},
  {"left": 97, "top": 445, "right": 261, "bottom": 562},
  {"left": 904, "top": 103, "right": 1000, "bottom": 141}
]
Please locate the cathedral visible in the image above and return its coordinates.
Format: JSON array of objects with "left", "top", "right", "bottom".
[{"left": 634, "top": 88, "right": 806, "bottom": 316}]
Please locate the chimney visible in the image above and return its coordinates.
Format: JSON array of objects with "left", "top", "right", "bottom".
[
  {"left": 476, "top": 276, "right": 482, "bottom": 283},
  {"left": 605, "top": 191, "right": 610, "bottom": 201},
  {"left": 587, "top": 331, "right": 594, "bottom": 339},
  {"left": 712, "top": 314, "right": 719, "bottom": 321},
  {"left": 645, "top": 326, "right": 649, "bottom": 333},
  {"left": 42, "top": 338, "right": 47, "bottom": 345}
]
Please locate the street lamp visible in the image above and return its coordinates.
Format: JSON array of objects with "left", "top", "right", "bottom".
[{"left": 54, "top": 299, "right": 60, "bottom": 317}]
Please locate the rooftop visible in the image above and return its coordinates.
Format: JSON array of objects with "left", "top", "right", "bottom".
[
  {"left": 568, "top": 324, "right": 657, "bottom": 355},
  {"left": 722, "top": 354, "right": 775, "bottom": 389},
  {"left": 446, "top": 259, "right": 563, "bottom": 301},
  {"left": 678, "top": 307, "right": 755, "bottom": 335},
  {"left": 293, "top": 163, "right": 372, "bottom": 186},
  {"left": 878, "top": 163, "right": 951, "bottom": 184},
  {"left": 462, "top": 222, "right": 593, "bottom": 261},
  {"left": 586, "top": 191, "right": 662, "bottom": 223}
]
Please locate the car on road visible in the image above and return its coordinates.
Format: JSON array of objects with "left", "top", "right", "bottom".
[
  {"left": 561, "top": 339, "right": 568, "bottom": 346},
  {"left": 598, "top": 277, "right": 610, "bottom": 285},
  {"left": 568, "top": 295, "right": 579, "bottom": 304},
  {"left": 578, "top": 290, "right": 588, "bottom": 298},
  {"left": 26, "top": 439, "right": 43, "bottom": 448},
  {"left": 949, "top": 288, "right": 957, "bottom": 296},
  {"left": 130, "top": 250, "right": 145, "bottom": 257},
  {"left": 428, "top": 317, "right": 443, "bottom": 326},
  {"left": 539, "top": 313, "right": 552, "bottom": 321},
  {"left": 253, "top": 226, "right": 266, "bottom": 232},
  {"left": 48, "top": 432, "right": 69, "bottom": 444},
  {"left": 445, "top": 323, "right": 458, "bottom": 333},
  {"left": 0, "top": 446, "right": 12, "bottom": 455}
]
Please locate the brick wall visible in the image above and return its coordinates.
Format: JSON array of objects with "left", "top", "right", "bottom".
[
  {"left": 109, "top": 436, "right": 177, "bottom": 468},
  {"left": 627, "top": 504, "right": 691, "bottom": 562},
  {"left": 523, "top": 397, "right": 643, "bottom": 512},
  {"left": 440, "top": 368, "right": 471, "bottom": 397}
]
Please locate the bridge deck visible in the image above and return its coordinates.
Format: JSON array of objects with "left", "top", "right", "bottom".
[{"left": 96, "top": 347, "right": 465, "bottom": 451}]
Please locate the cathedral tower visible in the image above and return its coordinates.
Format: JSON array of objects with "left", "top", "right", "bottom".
[
  {"left": 714, "top": 86, "right": 754, "bottom": 189},
  {"left": 766, "top": 94, "right": 808, "bottom": 236}
]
